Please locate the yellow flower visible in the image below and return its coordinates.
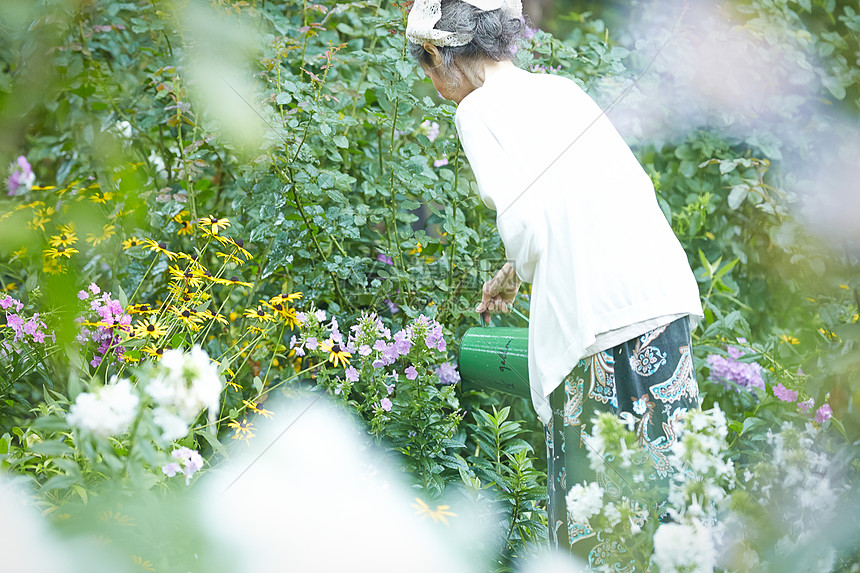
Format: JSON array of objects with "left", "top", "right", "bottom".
[
  {"left": 168, "top": 264, "right": 204, "bottom": 288},
  {"left": 216, "top": 251, "right": 245, "bottom": 266},
  {"left": 5, "top": 282, "right": 17, "bottom": 292},
  {"left": 11, "top": 247, "right": 27, "bottom": 262},
  {"left": 213, "top": 275, "right": 252, "bottom": 287},
  {"left": 244, "top": 305, "right": 274, "bottom": 323},
  {"left": 839, "top": 284, "right": 850, "bottom": 290},
  {"left": 58, "top": 223, "right": 75, "bottom": 235},
  {"left": 28, "top": 215, "right": 51, "bottom": 232},
  {"left": 228, "top": 418, "right": 255, "bottom": 442},
  {"left": 122, "top": 236, "right": 143, "bottom": 250},
  {"left": 411, "top": 498, "right": 456, "bottom": 526},
  {"left": 224, "top": 369, "right": 241, "bottom": 392},
  {"left": 142, "top": 344, "right": 165, "bottom": 360},
  {"left": 779, "top": 334, "right": 800, "bottom": 345},
  {"left": 409, "top": 241, "right": 423, "bottom": 255},
  {"left": 86, "top": 224, "right": 116, "bottom": 246},
  {"left": 202, "top": 309, "right": 228, "bottom": 325},
  {"left": 223, "top": 236, "right": 251, "bottom": 259},
  {"left": 320, "top": 339, "right": 351, "bottom": 368},
  {"left": 131, "top": 318, "right": 168, "bottom": 340},
  {"left": 171, "top": 306, "right": 204, "bottom": 331},
  {"left": 142, "top": 238, "right": 178, "bottom": 260},
  {"left": 48, "top": 230, "right": 77, "bottom": 247},
  {"left": 243, "top": 399, "right": 274, "bottom": 419},
  {"left": 199, "top": 214, "right": 230, "bottom": 235},
  {"left": 272, "top": 291, "right": 303, "bottom": 304},
  {"left": 44, "top": 245, "right": 78, "bottom": 259},
  {"left": 132, "top": 556, "right": 155, "bottom": 571}
]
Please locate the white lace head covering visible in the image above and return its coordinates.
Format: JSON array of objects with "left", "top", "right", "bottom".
[{"left": 406, "top": 0, "right": 524, "bottom": 47}]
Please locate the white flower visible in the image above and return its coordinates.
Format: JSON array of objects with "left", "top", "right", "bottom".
[
  {"left": 565, "top": 482, "right": 604, "bottom": 524},
  {"left": 603, "top": 502, "right": 622, "bottom": 527},
  {"left": 652, "top": 521, "right": 715, "bottom": 573},
  {"left": 66, "top": 377, "right": 139, "bottom": 437},
  {"left": 146, "top": 345, "right": 223, "bottom": 441}
]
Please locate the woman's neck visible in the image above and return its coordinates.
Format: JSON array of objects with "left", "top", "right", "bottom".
[{"left": 455, "top": 59, "right": 517, "bottom": 103}]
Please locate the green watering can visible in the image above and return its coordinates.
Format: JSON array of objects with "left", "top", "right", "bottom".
[{"left": 457, "top": 325, "right": 530, "bottom": 399}]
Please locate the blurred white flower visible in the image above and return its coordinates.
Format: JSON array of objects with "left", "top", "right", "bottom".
[
  {"left": 147, "top": 345, "right": 223, "bottom": 441},
  {"left": 66, "top": 376, "right": 139, "bottom": 437},
  {"left": 565, "top": 482, "right": 604, "bottom": 525},
  {"left": 652, "top": 521, "right": 715, "bottom": 573}
]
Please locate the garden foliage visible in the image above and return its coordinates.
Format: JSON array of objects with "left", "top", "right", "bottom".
[{"left": 1, "top": 0, "right": 859, "bottom": 571}]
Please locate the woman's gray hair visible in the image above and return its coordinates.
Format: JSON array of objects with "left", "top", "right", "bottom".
[{"left": 409, "top": 0, "right": 526, "bottom": 68}]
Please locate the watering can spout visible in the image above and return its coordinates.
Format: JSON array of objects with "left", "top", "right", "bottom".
[{"left": 457, "top": 327, "right": 530, "bottom": 399}]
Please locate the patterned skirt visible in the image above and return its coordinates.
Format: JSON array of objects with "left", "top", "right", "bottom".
[{"left": 544, "top": 315, "right": 700, "bottom": 563}]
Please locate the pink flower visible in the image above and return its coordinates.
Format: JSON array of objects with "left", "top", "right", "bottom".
[
  {"left": 305, "top": 337, "right": 318, "bottom": 351},
  {"left": 162, "top": 462, "right": 181, "bottom": 477},
  {"left": 380, "top": 397, "right": 392, "bottom": 412},
  {"left": 78, "top": 290, "right": 89, "bottom": 300},
  {"left": 773, "top": 383, "right": 798, "bottom": 403},
  {"left": 404, "top": 365, "right": 418, "bottom": 380},
  {"left": 6, "top": 314, "right": 24, "bottom": 332},
  {"left": 798, "top": 398, "right": 815, "bottom": 414},
  {"left": 814, "top": 404, "right": 833, "bottom": 423},
  {"left": 7, "top": 156, "right": 34, "bottom": 196},
  {"left": 88, "top": 282, "right": 101, "bottom": 295},
  {"left": 433, "top": 158, "right": 449, "bottom": 167},
  {"left": 345, "top": 366, "right": 359, "bottom": 382}
]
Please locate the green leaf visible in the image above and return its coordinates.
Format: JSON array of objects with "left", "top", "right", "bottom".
[
  {"left": 29, "top": 440, "right": 74, "bottom": 457},
  {"left": 333, "top": 135, "right": 349, "bottom": 149},
  {"left": 728, "top": 185, "right": 748, "bottom": 210}
]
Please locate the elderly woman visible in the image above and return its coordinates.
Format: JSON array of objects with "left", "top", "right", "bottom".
[{"left": 406, "top": 0, "right": 704, "bottom": 560}]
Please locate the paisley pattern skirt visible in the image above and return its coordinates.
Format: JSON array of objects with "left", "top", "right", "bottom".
[{"left": 544, "top": 315, "right": 700, "bottom": 565}]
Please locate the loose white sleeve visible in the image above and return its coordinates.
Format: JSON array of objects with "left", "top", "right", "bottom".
[{"left": 455, "top": 105, "right": 543, "bottom": 283}]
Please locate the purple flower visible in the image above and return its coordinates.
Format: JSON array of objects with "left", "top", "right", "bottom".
[
  {"left": 798, "top": 398, "right": 815, "bottom": 414},
  {"left": 161, "top": 462, "right": 181, "bottom": 477},
  {"left": 814, "top": 404, "right": 833, "bottom": 423},
  {"left": 386, "top": 383, "right": 395, "bottom": 395},
  {"left": 88, "top": 282, "right": 101, "bottom": 295},
  {"left": 436, "top": 362, "right": 461, "bottom": 385},
  {"left": 345, "top": 366, "right": 360, "bottom": 382},
  {"left": 305, "top": 337, "right": 318, "bottom": 351},
  {"left": 384, "top": 298, "right": 398, "bottom": 314},
  {"left": 377, "top": 253, "right": 394, "bottom": 266},
  {"left": 393, "top": 330, "right": 412, "bottom": 356},
  {"left": 706, "top": 347, "right": 765, "bottom": 392},
  {"left": 7, "top": 156, "right": 34, "bottom": 196},
  {"left": 773, "top": 383, "right": 798, "bottom": 403},
  {"left": 433, "top": 158, "right": 449, "bottom": 168},
  {"left": 372, "top": 358, "right": 385, "bottom": 369},
  {"left": 6, "top": 314, "right": 24, "bottom": 332},
  {"left": 420, "top": 120, "right": 440, "bottom": 142},
  {"left": 405, "top": 366, "right": 418, "bottom": 380},
  {"left": 380, "top": 397, "right": 392, "bottom": 412},
  {"left": 372, "top": 339, "right": 387, "bottom": 351},
  {"left": 314, "top": 309, "right": 326, "bottom": 322},
  {"left": 78, "top": 290, "right": 88, "bottom": 300},
  {"left": 358, "top": 344, "right": 372, "bottom": 356}
]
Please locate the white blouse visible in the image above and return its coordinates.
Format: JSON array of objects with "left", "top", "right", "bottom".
[{"left": 454, "top": 66, "right": 704, "bottom": 425}]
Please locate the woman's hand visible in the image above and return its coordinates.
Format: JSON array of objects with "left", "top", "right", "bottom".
[{"left": 475, "top": 262, "right": 521, "bottom": 325}]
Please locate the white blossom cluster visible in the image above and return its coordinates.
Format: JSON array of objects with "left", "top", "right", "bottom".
[
  {"left": 565, "top": 482, "right": 604, "bottom": 525},
  {"left": 652, "top": 521, "right": 716, "bottom": 573},
  {"left": 66, "top": 376, "right": 140, "bottom": 437},
  {"left": 146, "top": 345, "right": 223, "bottom": 441}
]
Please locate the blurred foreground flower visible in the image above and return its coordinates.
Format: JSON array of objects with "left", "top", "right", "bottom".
[
  {"left": 7, "top": 155, "right": 35, "bottom": 196},
  {"left": 67, "top": 377, "right": 140, "bottom": 437}
]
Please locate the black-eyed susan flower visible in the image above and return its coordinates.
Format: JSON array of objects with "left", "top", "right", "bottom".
[
  {"left": 142, "top": 344, "right": 165, "bottom": 359},
  {"left": 42, "top": 257, "right": 66, "bottom": 275},
  {"left": 228, "top": 418, "right": 255, "bottom": 442},
  {"left": 243, "top": 306, "right": 274, "bottom": 323},
  {"left": 216, "top": 251, "right": 244, "bottom": 266},
  {"left": 214, "top": 275, "right": 252, "bottom": 287},
  {"left": 243, "top": 399, "right": 274, "bottom": 419},
  {"left": 44, "top": 245, "right": 79, "bottom": 259},
  {"left": 411, "top": 498, "right": 456, "bottom": 526},
  {"left": 58, "top": 223, "right": 75, "bottom": 235},
  {"left": 48, "top": 230, "right": 77, "bottom": 248},
  {"left": 199, "top": 214, "right": 230, "bottom": 235},
  {"left": 175, "top": 252, "right": 204, "bottom": 269},
  {"left": 131, "top": 318, "right": 167, "bottom": 340},
  {"left": 173, "top": 211, "right": 194, "bottom": 235},
  {"left": 122, "top": 236, "right": 143, "bottom": 250},
  {"left": 224, "top": 369, "right": 241, "bottom": 392},
  {"left": 168, "top": 264, "right": 204, "bottom": 288},
  {"left": 223, "top": 237, "right": 251, "bottom": 259},
  {"left": 263, "top": 299, "right": 299, "bottom": 329},
  {"left": 142, "top": 238, "right": 178, "bottom": 260},
  {"left": 171, "top": 306, "right": 204, "bottom": 331},
  {"left": 29, "top": 214, "right": 51, "bottom": 232},
  {"left": 86, "top": 224, "right": 116, "bottom": 246},
  {"left": 126, "top": 303, "right": 156, "bottom": 315},
  {"left": 246, "top": 325, "right": 265, "bottom": 335},
  {"left": 202, "top": 309, "right": 228, "bottom": 325},
  {"left": 320, "top": 339, "right": 351, "bottom": 368}
]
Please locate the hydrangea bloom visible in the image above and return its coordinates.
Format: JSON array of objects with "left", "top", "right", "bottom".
[
  {"left": 66, "top": 377, "right": 140, "bottom": 437},
  {"left": 705, "top": 344, "right": 765, "bottom": 391}
]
